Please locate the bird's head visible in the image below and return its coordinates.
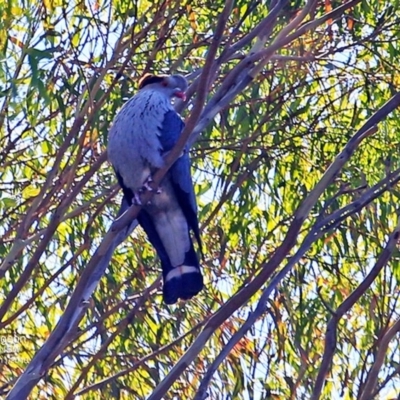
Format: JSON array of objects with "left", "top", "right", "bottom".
[{"left": 138, "top": 73, "right": 188, "bottom": 101}]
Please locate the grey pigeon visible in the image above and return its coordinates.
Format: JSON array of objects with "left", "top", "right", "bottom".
[{"left": 108, "top": 74, "right": 203, "bottom": 304}]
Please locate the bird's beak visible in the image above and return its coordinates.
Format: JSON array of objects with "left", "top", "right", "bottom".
[{"left": 174, "top": 90, "right": 186, "bottom": 101}]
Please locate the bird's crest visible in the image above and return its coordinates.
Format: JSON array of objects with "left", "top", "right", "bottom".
[{"left": 139, "top": 73, "right": 167, "bottom": 89}]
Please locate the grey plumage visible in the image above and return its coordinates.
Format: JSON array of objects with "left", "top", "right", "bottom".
[
  {"left": 108, "top": 89, "right": 169, "bottom": 188},
  {"left": 107, "top": 74, "right": 203, "bottom": 304}
]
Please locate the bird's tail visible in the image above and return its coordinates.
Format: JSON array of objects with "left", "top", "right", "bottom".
[
  {"left": 163, "top": 265, "right": 203, "bottom": 304},
  {"left": 162, "top": 245, "right": 203, "bottom": 305}
]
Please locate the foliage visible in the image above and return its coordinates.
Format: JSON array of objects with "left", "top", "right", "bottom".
[{"left": 1, "top": 0, "right": 400, "bottom": 399}]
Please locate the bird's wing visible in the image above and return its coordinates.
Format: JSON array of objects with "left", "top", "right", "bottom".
[{"left": 158, "top": 110, "right": 201, "bottom": 246}]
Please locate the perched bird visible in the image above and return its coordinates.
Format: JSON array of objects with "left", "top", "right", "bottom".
[{"left": 107, "top": 73, "right": 203, "bottom": 304}]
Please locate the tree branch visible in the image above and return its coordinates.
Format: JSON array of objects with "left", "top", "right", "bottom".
[
  {"left": 313, "top": 216, "right": 400, "bottom": 400},
  {"left": 153, "top": 91, "right": 400, "bottom": 400}
]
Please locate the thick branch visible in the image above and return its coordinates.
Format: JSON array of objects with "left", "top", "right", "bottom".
[
  {"left": 313, "top": 216, "right": 400, "bottom": 400},
  {"left": 153, "top": 91, "right": 400, "bottom": 400}
]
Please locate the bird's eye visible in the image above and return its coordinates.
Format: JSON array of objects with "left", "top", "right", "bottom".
[{"left": 162, "top": 80, "right": 168, "bottom": 87}]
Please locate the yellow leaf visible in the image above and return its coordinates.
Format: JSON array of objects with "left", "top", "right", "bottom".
[
  {"left": 188, "top": 11, "right": 197, "bottom": 31},
  {"left": 22, "top": 186, "right": 40, "bottom": 199}
]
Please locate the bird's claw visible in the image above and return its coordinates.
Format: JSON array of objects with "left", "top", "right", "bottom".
[
  {"left": 140, "top": 176, "right": 162, "bottom": 194},
  {"left": 142, "top": 176, "right": 154, "bottom": 192},
  {"left": 138, "top": 176, "right": 154, "bottom": 192}
]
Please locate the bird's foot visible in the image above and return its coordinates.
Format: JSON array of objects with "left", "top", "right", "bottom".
[
  {"left": 140, "top": 176, "right": 154, "bottom": 192},
  {"left": 139, "top": 176, "right": 162, "bottom": 194}
]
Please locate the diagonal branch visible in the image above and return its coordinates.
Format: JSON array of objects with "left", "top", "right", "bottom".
[
  {"left": 151, "top": 92, "right": 400, "bottom": 400},
  {"left": 5, "top": 2, "right": 234, "bottom": 399},
  {"left": 190, "top": 0, "right": 361, "bottom": 141},
  {"left": 64, "top": 277, "right": 161, "bottom": 400},
  {"left": 159, "top": 0, "right": 234, "bottom": 175},
  {"left": 5, "top": 198, "right": 137, "bottom": 400},
  {"left": 313, "top": 215, "right": 400, "bottom": 400},
  {"left": 194, "top": 142, "right": 400, "bottom": 400},
  {"left": 358, "top": 315, "right": 400, "bottom": 400}
]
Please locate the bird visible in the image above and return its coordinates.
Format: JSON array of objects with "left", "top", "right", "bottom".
[{"left": 107, "top": 73, "right": 203, "bottom": 304}]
